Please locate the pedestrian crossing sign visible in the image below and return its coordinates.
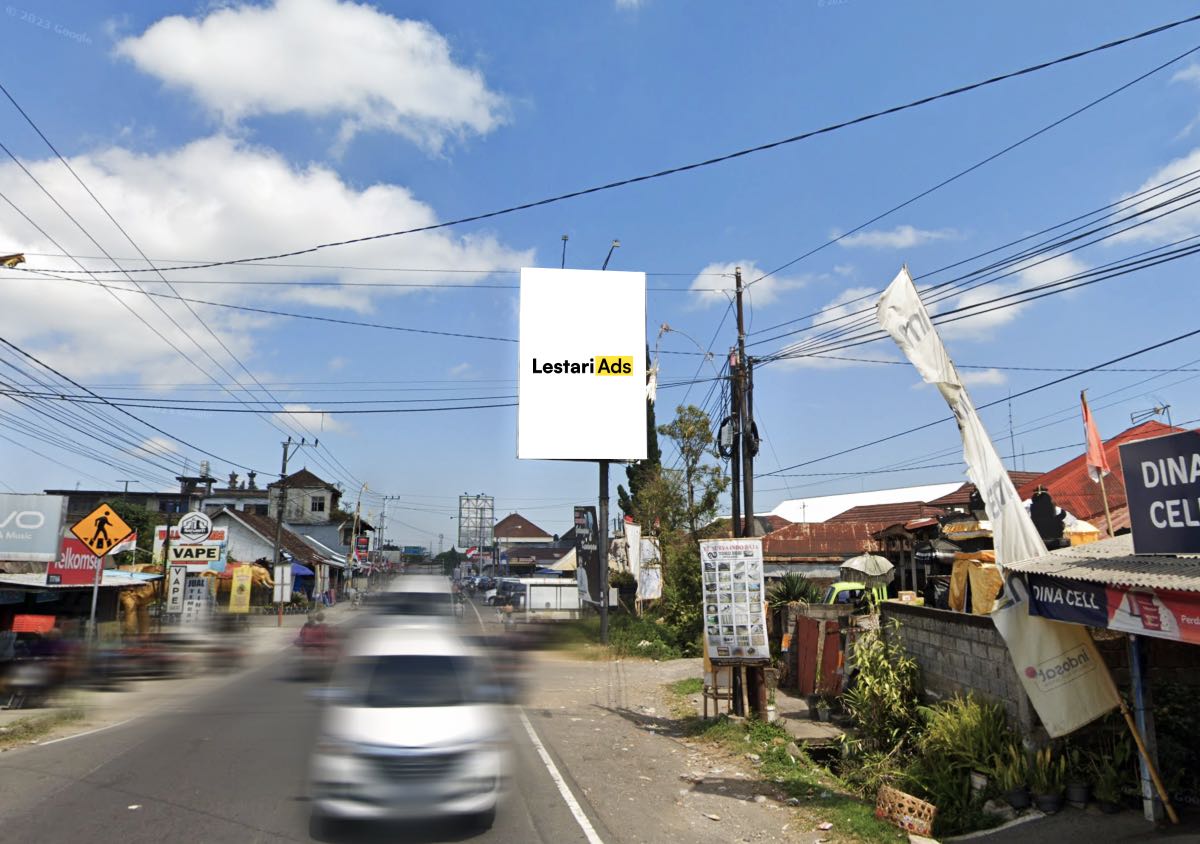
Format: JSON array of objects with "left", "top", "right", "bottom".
[{"left": 70, "top": 503, "right": 134, "bottom": 558}]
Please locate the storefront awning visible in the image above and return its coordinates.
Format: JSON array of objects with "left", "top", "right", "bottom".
[{"left": 1006, "top": 534, "right": 1200, "bottom": 593}]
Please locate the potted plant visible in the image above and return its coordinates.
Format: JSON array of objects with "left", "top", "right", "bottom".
[
  {"left": 1065, "top": 747, "right": 1091, "bottom": 808},
  {"left": 1029, "top": 746, "right": 1066, "bottom": 814},
  {"left": 994, "top": 743, "right": 1030, "bottom": 810},
  {"left": 816, "top": 693, "right": 833, "bottom": 722},
  {"left": 1091, "top": 737, "right": 1131, "bottom": 814}
]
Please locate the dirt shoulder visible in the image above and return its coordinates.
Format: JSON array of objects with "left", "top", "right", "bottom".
[{"left": 523, "top": 651, "right": 899, "bottom": 844}]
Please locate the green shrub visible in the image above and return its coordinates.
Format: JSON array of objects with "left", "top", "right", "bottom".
[
  {"left": 608, "top": 615, "right": 682, "bottom": 660},
  {"left": 767, "top": 572, "right": 822, "bottom": 608},
  {"left": 841, "top": 622, "right": 921, "bottom": 753}
]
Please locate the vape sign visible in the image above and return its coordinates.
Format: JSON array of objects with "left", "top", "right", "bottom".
[{"left": 177, "top": 511, "right": 213, "bottom": 543}]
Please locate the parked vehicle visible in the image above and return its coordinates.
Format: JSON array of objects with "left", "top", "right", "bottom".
[
  {"left": 821, "top": 581, "right": 887, "bottom": 608},
  {"left": 308, "top": 625, "right": 508, "bottom": 834}
]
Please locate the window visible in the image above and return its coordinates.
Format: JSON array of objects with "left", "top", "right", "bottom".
[{"left": 310, "top": 496, "right": 326, "bottom": 513}]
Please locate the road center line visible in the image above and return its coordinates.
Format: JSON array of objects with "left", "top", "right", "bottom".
[{"left": 516, "top": 708, "right": 605, "bottom": 844}]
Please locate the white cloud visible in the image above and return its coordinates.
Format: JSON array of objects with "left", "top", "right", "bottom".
[
  {"left": 0, "top": 135, "right": 532, "bottom": 380},
  {"left": 138, "top": 436, "right": 180, "bottom": 458},
  {"left": 960, "top": 368, "right": 1007, "bottom": 387},
  {"left": 274, "top": 404, "right": 347, "bottom": 433},
  {"left": 116, "top": 0, "right": 507, "bottom": 152},
  {"left": 327, "top": 356, "right": 348, "bottom": 372},
  {"left": 615, "top": 0, "right": 643, "bottom": 7},
  {"left": 1107, "top": 148, "right": 1200, "bottom": 245},
  {"left": 1171, "top": 64, "right": 1200, "bottom": 86},
  {"left": 937, "top": 253, "right": 1089, "bottom": 338},
  {"left": 449, "top": 362, "right": 472, "bottom": 377},
  {"left": 769, "top": 286, "right": 891, "bottom": 368},
  {"left": 835, "top": 225, "right": 958, "bottom": 250},
  {"left": 686, "top": 261, "right": 805, "bottom": 309}
]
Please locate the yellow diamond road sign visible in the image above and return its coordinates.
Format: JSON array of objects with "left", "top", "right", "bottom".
[{"left": 70, "top": 503, "right": 133, "bottom": 558}]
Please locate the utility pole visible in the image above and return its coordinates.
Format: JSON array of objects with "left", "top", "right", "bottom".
[
  {"left": 599, "top": 460, "right": 610, "bottom": 645},
  {"left": 732, "top": 266, "right": 767, "bottom": 720},
  {"left": 272, "top": 437, "right": 317, "bottom": 626},
  {"left": 116, "top": 480, "right": 137, "bottom": 502}
]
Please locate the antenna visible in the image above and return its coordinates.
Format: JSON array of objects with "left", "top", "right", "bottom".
[
  {"left": 1131, "top": 404, "right": 1173, "bottom": 428},
  {"left": 561, "top": 234, "right": 569, "bottom": 269},
  {"left": 601, "top": 239, "right": 620, "bottom": 271}
]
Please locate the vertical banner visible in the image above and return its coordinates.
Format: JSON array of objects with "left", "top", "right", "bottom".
[
  {"left": 273, "top": 564, "right": 293, "bottom": 604},
  {"left": 624, "top": 522, "right": 642, "bottom": 579},
  {"left": 166, "top": 564, "right": 188, "bottom": 614},
  {"left": 573, "top": 506, "right": 602, "bottom": 603},
  {"left": 877, "top": 267, "right": 1119, "bottom": 736},
  {"left": 229, "top": 566, "right": 253, "bottom": 614},
  {"left": 699, "top": 538, "right": 769, "bottom": 661}
]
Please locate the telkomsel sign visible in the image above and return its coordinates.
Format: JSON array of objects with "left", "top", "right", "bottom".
[{"left": 1120, "top": 430, "right": 1200, "bottom": 554}]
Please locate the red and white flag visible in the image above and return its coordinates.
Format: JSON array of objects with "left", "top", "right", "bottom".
[
  {"left": 1081, "top": 391, "right": 1110, "bottom": 483},
  {"left": 465, "top": 546, "right": 479, "bottom": 559},
  {"left": 111, "top": 532, "right": 137, "bottom": 554}
]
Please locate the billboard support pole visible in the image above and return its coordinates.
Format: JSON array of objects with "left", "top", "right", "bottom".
[{"left": 599, "top": 460, "right": 610, "bottom": 646}]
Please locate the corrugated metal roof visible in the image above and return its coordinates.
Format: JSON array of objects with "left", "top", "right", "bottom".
[
  {"left": 1015, "top": 421, "right": 1187, "bottom": 523},
  {"left": 0, "top": 571, "right": 162, "bottom": 589},
  {"left": 928, "top": 472, "right": 1042, "bottom": 508},
  {"left": 827, "top": 501, "right": 946, "bottom": 525},
  {"left": 1007, "top": 534, "right": 1200, "bottom": 593},
  {"left": 768, "top": 482, "right": 962, "bottom": 524},
  {"left": 763, "top": 521, "right": 885, "bottom": 560}
]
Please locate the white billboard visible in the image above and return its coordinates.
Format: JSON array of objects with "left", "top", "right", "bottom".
[{"left": 518, "top": 267, "right": 648, "bottom": 460}]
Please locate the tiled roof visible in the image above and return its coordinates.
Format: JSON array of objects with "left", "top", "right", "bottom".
[
  {"left": 1016, "top": 421, "right": 1188, "bottom": 523},
  {"left": 217, "top": 509, "right": 327, "bottom": 567},
  {"left": 929, "top": 472, "right": 1042, "bottom": 508},
  {"left": 494, "top": 513, "right": 551, "bottom": 539},
  {"left": 762, "top": 521, "right": 885, "bottom": 560},
  {"left": 708, "top": 514, "right": 793, "bottom": 538},
  {"left": 827, "top": 501, "right": 946, "bottom": 526},
  {"left": 266, "top": 468, "right": 338, "bottom": 491}
]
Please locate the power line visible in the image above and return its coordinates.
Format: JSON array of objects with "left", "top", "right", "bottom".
[
  {"left": 11, "top": 13, "right": 1200, "bottom": 277},
  {"left": 758, "top": 325, "right": 1200, "bottom": 477},
  {"left": 743, "top": 37, "right": 1200, "bottom": 294}
]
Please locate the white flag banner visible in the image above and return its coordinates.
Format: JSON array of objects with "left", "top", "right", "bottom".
[
  {"left": 877, "top": 267, "right": 1118, "bottom": 736},
  {"left": 625, "top": 522, "right": 642, "bottom": 579}
]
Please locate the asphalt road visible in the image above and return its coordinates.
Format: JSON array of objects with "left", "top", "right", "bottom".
[{"left": 0, "top": 622, "right": 609, "bottom": 843}]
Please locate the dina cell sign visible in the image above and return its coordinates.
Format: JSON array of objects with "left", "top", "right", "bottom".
[
  {"left": 518, "top": 268, "right": 647, "bottom": 461},
  {"left": 1120, "top": 430, "right": 1200, "bottom": 554}
]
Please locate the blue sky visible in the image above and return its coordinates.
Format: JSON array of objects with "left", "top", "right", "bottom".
[{"left": 3, "top": 0, "right": 1200, "bottom": 548}]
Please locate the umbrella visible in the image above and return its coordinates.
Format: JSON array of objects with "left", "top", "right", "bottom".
[
  {"left": 292, "top": 563, "right": 314, "bottom": 576},
  {"left": 840, "top": 552, "right": 895, "bottom": 586}
]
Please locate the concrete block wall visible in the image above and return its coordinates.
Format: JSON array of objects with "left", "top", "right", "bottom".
[{"left": 880, "top": 602, "right": 1029, "bottom": 727}]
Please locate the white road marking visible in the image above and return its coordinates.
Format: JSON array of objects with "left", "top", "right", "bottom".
[
  {"left": 38, "top": 717, "right": 135, "bottom": 746},
  {"left": 517, "top": 709, "right": 605, "bottom": 844},
  {"left": 465, "top": 595, "right": 603, "bottom": 844}
]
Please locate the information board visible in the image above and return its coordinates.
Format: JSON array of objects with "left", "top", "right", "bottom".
[{"left": 699, "top": 538, "right": 768, "bottom": 661}]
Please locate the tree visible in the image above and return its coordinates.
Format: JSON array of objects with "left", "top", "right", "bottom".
[
  {"left": 108, "top": 500, "right": 155, "bottom": 563},
  {"left": 618, "top": 393, "right": 662, "bottom": 520},
  {"left": 657, "top": 404, "right": 728, "bottom": 539},
  {"left": 434, "top": 546, "right": 461, "bottom": 577}
]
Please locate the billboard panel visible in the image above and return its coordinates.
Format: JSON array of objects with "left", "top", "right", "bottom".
[
  {"left": 574, "top": 506, "right": 601, "bottom": 603},
  {"left": 457, "top": 495, "right": 494, "bottom": 550},
  {"left": 518, "top": 268, "right": 647, "bottom": 460},
  {"left": 47, "top": 537, "right": 101, "bottom": 586},
  {"left": 0, "top": 494, "right": 67, "bottom": 562}
]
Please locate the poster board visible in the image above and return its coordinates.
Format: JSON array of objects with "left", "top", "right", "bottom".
[{"left": 699, "top": 538, "right": 769, "bottom": 661}]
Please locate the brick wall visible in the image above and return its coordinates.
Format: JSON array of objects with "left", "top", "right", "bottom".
[{"left": 881, "top": 601, "right": 1031, "bottom": 729}]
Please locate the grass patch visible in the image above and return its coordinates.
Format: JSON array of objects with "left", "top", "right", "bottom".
[
  {"left": 540, "top": 614, "right": 692, "bottom": 661},
  {"left": 669, "top": 677, "right": 703, "bottom": 696},
  {"left": 0, "top": 708, "right": 85, "bottom": 750},
  {"left": 669, "top": 701, "right": 903, "bottom": 843}
]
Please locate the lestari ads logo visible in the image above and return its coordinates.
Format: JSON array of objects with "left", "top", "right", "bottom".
[{"left": 531, "top": 355, "right": 633, "bottom": 376}]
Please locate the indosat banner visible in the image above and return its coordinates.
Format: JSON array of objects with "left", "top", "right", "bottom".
[{"left": 518, "top": 268, "right": 648, "bottom": 460}]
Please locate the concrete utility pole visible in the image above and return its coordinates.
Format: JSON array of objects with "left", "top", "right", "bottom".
[
  {"left": 731, "top": 267, "right": 768, "bottom": 719},
  {"left": 272, "top": 437, "right": 316, "bottom": 626}
]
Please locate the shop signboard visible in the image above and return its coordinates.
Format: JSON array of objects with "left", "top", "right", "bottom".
[
  {"left": 1027, "top": 572, "right": 1200, "bottom": 645},
  {"left": 166, "top": 565, "right": 187, "bottom": 614},
  {"left": 573, "top": 506, "right": 601, "bottom": 603},
  {"left": 518, "top": 267, "right": 647, "bottom": 460},
  {"left": 229, "top": 566, "right": 253, "bottom": 614},
  {"left": 47, "top": 537, "right": 102, "bottom": 586},
  {"left": 699, "top": 538, "right": 769, "bottom": 662},
  {"left": 1119, "top": 430, "right": 1200, "bottom": 554},
  {"left": 0, "top": 494, "right": 67, "bottom": 562},
  {"left": 402, "top": 545, "right": 425, "bottom": 557},
  {"left": 154, "top": 524, "right": 227, "bottom": 571},
  {"left": 180, "top": 576, "right": 212, "bottom": 626}
]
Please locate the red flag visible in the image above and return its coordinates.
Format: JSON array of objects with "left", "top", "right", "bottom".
[{"left": 1081, "top": 391, "right": 1110, "bottom": 483}]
